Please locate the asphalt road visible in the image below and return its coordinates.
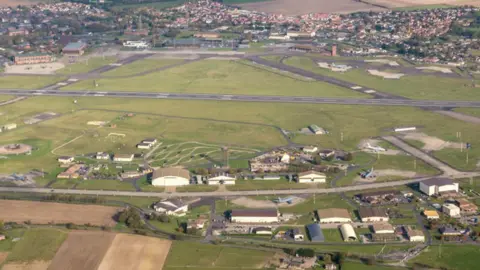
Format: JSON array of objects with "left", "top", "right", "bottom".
[{"left": 4, "top": 89, "right": 480, "bottom": 108}]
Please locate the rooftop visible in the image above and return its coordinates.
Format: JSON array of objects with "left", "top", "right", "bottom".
[
  {"left": 358, "top": 207, "right": 388, "bottom": 218},
  {"left": 317, "top": 208, "right": 351, "bottom": 219},
  {"left": 231, "top": 208, "right": 278, "bottom": 217},
  {"left": 63, "top": 41, "right": 87, "bottom": 51},
  {"left": 152, "top": 168, "right": 190, "bottom": 180},
  {"left": 372, "top": 223, "right": 394, "bottom": 232},
  {"left": 421, "top": 177, "right": 454, "bottom": 187}
]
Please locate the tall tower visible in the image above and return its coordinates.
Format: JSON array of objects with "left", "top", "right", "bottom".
[{"left": 331, "top": 44, "right": 337, "bottom": 57}]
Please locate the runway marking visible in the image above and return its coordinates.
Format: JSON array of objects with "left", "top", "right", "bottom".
[
  {"left": 94, "top": 94, "right": 105, "bottom": 97},
  {"left": 67, "top": 78, "right": 78, "bottom": 82},
  {"left": 156, "top": 94, "right": 169, "bottom": 98},
  {"left": 109, "top": 63, "right": 123, "bottom": 66},
  {"left": 56, "top": 82, "right": 68, "bottom": 86},
  {"left": 364, "top": 90, "right": 376, "bottom": 93},
  {"left": 351, "top": 86, "right": 363, "bottom": 90},
  {"left": 222, "top": 95, "right": 233, "bottom": 100}
]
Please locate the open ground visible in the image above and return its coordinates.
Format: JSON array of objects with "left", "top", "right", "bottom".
[
  {"left": 366, "top": 0, "right": 480, "bottom": 9},
  {"left": 0, "top": 200, "right": 119, "bottom": 226}
]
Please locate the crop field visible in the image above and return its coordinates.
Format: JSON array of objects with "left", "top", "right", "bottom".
[
  {"left": 56, "top": 57, "right": 117, "bottom": 75},
  {"left": 367, "top": 0, "right": 480, "bottom": 9},
  {"left": 237, "top": 0, "right": 385, "bottom": 15},
  {"left": 164, "top": 241, "right": 274, "bottom": 269},
  {"left": 48, "top": 231, "right": 115, "bottom": 270},
  {"left": 98, "top": 234, "right": 171, "bottom": 270},
  {"left": 101, "top": 58, "right": 184, "bottom": 77},
  {"left": 409, "top": 244, "right": 480, "bottom": 270},
  {"left": 3, "top": 228, "right": 67, "bottom": 269},
  {"left": 0, "top": 200, "right": 119, "bottom": 226},
  {"left": 0, "top": 75, "right": 65, "bottom": 89},
  {"left": 62, "top": 59, "right": 368, "bottom": 98},
  {"left": 283, "top": 56, "right": 479, "bottom": 101}
]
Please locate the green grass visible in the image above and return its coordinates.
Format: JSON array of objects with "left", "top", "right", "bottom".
[
  {"left": 283, "top": 56, "right": 480, "bottom": 101},
  {"left": 50, "top": 178, "right": 79, "bottom": 189},
  {"left": 5, "top": 228, "right": 67, "bottom": 263},
  {"left": 0, "top": 229, "right": 26, "bottom": 252},
  {"left": 176, "top": 185, "right": 218, "bottom": 192},
  {"left": 453, "top": 108, "right": 480, "bottom": 118},
  {"left": 75, "top": 179, "right": 135, "bottom": 191},
  {"left": 102, "top": 195, "right": 157, "bottom": 209},
  {"left": 101, "top": 59, "right": 184, "bottom": 77},
  {"left": 226, "top": 179, "right": 315, "bottom": 191},
  {"left": 62, "top": 59, "right": 368, "bottom": 98},
  {"left": 0, "top": 76, "right": 65, "bottom": 89},
  {"left": 164, "top": 241, "right": 274, "bottom": 269},
  {"left": 394, "top": 4, "right": 452, "bottom": 11},
  {"left": 433, "top": 148, "right": 476, "bottom": 171},
  {"left": 279, "top": 195, "right": 355, "bottom": 214},
  {"left": 409, "top": 245, "right": 480, "bottom": 270},
  {"left": 341, "top": 262, "right": 407, "bottom": 270},
  {"left": 55, "top": 57, "right": 117, "bottom": 75},
  {"left": 322, "top": 228, "right": 344, "bottom": 242}
]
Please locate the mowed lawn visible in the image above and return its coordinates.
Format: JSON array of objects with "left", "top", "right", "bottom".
[
  {"left": 0, "top": 75, "right": 65, "bottom": 89},
  {"left": 409, "top": 245, "right": 480, "bottom": 270},
  {"left": 75, "top": 180, "right": 136, "bottom": 191},
  {"left": 226, "top": 179, "right": 314, "bottom": 191},
  {"left": 283, "top": 56, "right": 479, "bottom": 101},
  {"left": 55, "top": 56, "right": 117, "bottom": 75},
  {"left": 101, "top": 58, "right": 184, "bottom": 77},
  {"left": 62, "top": 59, "right": 368, "bottom": 98},
  {"left": 5, "top": 228, "right": 67, "bottom": 263},
  {"left": 164, "top": 241, "right": 274, "bottom": 269}
]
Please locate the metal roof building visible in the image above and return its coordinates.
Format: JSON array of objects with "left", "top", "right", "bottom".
[
  {"left": 340, "top": 224, "right": 357, "bottom": 242},
  {"left": 306, "top": 223, "right": 325, "bottom": 242}
]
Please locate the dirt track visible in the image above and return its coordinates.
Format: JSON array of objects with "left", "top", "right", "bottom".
[
  {"left": 0, "top": 200, "right": 119, "bottom": 226},
  {"left": 48, "top": 231, "right": 116, "bottom": 270},
  {"left": 402, "top": 132, "right": 462, "bottom": 151}
]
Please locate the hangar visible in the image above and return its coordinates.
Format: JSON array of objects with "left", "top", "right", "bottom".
[
  {"left": 316, "top": 208, "right": 352, "bottom": 223},
  {"left": 419, "top": 178, "right": 458, "bottom": 196},
  {"left": 151, "top": 168, "right": 190, "bottom": 187},
  {"left": 306, "top": 223, "right": 325, "bottom": 242},
  {"left": 340, "top": 224, "right": 357, "bottom": 242}
]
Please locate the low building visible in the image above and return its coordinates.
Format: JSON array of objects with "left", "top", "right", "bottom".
[
  {"left": 306, "top": 223, "right": 325, "bottom": 242},
  {"left": 58, "top": 156, "right": 74, "bottom": 164},
  {"left": 371, "top": 223, "right": 394, "bottom": 234},
  {"left": 358, "top": 207, "right": 389, "bottom": 222},
  {"left": 151, "top": 168, "right": 190, "bottom": 187},
  {"left": 371, "top": 233, "right": 398, "bottom": 242},
  {"left": 137, "top": 143, "right": 151, "bottom": 149},
  {"left": 356, "top": 190, "right": 402, "bottom": 205},
  {"left": 442, "top": 203, "right": 461, "bottom": 217},
  {"left": 286, "top": 31, "right": 315, "bottom": 38},
  {"left": 2, "top": 123, "right": 17, "bottom": 131},
  {"left": 252, "top": 227, "right": 272, "bottom": 235},
  {"left": 423, "top": 210, "right": 440, "bottom": 220},
  {"left": 153, "top": 199, "right": 189, "bottom": 216},
  {"left": 420, "top": 178, "right": 458, "bottom": 196},
  {"left": 298, "top": 171, "right": 326, "bottom": 183},
  {"left": 0, "top": 235, "right": 5, "bottom": 241},
  {"left": 96, "top": 152, "right": 110, "bottom": 160},
  {"left": 290, "top": 228, "right": 305, "bottom": 241},
  {"left": 113, "top": 154, "right": 134, "bottom": 162},
  {"left": 406, "top": 227, "right": 425, "bottom": 242},
  {"left": 62, "top": 42, "right": 87, "bottom": 56},
  {"left": 309, "top": 124, "right": 326, "bottom": 135},
  {"left": 340, "top": 224, "right": 357, "bottom": 242},
  {"left": 316, "top": 208, "right": 351, "bottom": 223},
  {"left": 455, "top": 198, "right": 478, "bottom": 214},
  {"left": 289, "top": 44, "right": 323, "bottom": 52},
  {"left": 303, "top": 146, "right": 318, "bottom": 153},
  {"left": 142, "top": 138, "right": 157, "bottom": 145},
  {"left": 14, "top": 53, "right": 54, "bottom": 65},
  {"left": 319, "top": 150, "right": 335, "bottom": 159},
  {"left": 207, "top": 173, "right": 236, "bottom": 185},
  {"left": 187, "top": 218, "right": 206, "bottom": 229},
  {"left": 57, "top": 164, "right": 84, "bottom": 179},
  {"left": 231, "top": 208, "right": 279, "bottom": 223}
]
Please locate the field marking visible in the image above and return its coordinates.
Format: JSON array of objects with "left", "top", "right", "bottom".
[{"left": 51, "top": 132, "right": 85, "bottom": 156}]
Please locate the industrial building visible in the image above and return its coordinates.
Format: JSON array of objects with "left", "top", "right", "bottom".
[
  {"left": 14, "top": 53, "right": 54, "bottom": 65},
  {"left": 151, "top": 168, "right": 190, "bottom": 187},
  {"left": 96, "top": 152, "right": 110, "bottom": 160},
  {"left": 308, "top": 124, "right": 326, "bottom": 135},
  {"left": 252, "top": 227, "right": 272, "bottom": 235},
  {"left": 406, "top": 227, "right": 425, "bottom": 242},
  {"left": 297, "top": 171, "right": 326, "bottom": 183},
  {"left": 316, "top": 208, "right": 352, "bottom": 223},
  {"left": 113, "top": 154, "right": 134, "bottom": 162},
  {"left": 339, "top": 224, "right": 357, "bottom": 242},
  {"left": 62, "top": 42, "right": 87, "bottom": 56},
  {"left": 230, "top": 208, "right": 279, "bottom": 223},
  {"left": 371, "top": 223, "right": 394, "bottom": 234},
  {"left": 358, "top": 207, "right": 389, "bottom": 222},
  {"left": 302, "top": 146, "right": 318, "bottom": 153},
  {"left": 419, "top": 178, "right": 458, "bottom": 196},
  {"left": 207, "top": 173, "right": 236, "bottom": 185},
  {"left": 442, "top": 203, "right": 461, "bottom": 217},
  {"left": 153, "top": 199, "right": 189, "bottom": 216},
  {"left": 306, "top": 223, "right": 325, "bottom": 242},
  {"left": 423, "top": 210, "right": 440, "bottom": 220}
]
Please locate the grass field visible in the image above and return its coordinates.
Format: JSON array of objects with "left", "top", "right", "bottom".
[
  {"left": 5, "top": 228, "right": 67, "bottom": 263},
  {"left": 56, "top": 57, "right": 117, "bottom": 75},
  {"left": 50, "top": 178, "right": 79, "bottom": 189},
  {"left": 433, "top": 148, "right": 476, "bottom": 171},
  {"left": 0, "top": 75, "right": 65, "bottom": 89},
  {"left": 279, "top": 195, "right": 355, "bottom": 214},
  {"left": 226, "top": 179, "right": 315, "bottom": 191},
  {"left": 454, "top": 108, "right": 480, "bottom": 118},
  {"left": 409, "top": 245, "right": 480, "bottom": 270},
  {"left": 283, "top": 56, "right": 479, "bottom": 101},
  {"left": 394, "top": 4, "right": 452, "bottom": 11},
  {"left": 341, "top": 261, "right": 407, "bottom": 270},
  {"left": 75, "top": 180, "right": 136, "bottom": 191},
  {"left": 322, "top": 228, "right": 345, "bottom": 242},
  {"left": 62, "top": 59, "right": 368, "bottom": 98},
  {"left": 164, "top": 241, "right": 274, "bottom": 269},
  {"left": 101, "top": 58, "right": 184, "bottom": 77}
]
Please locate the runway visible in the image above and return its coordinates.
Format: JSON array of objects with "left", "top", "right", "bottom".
[{"left": 3, "top": 89, "right": 480, "bottom": 108}]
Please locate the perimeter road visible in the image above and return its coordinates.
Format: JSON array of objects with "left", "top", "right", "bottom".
[{"left": 3, "top": 89, "right": 480, "bottom": 108}]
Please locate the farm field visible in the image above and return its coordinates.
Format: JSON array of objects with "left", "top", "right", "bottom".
[
  {"left": 164, "top": 241, "right": 274, "bottom": 269},
  {"left": 101, "top": 58, "right": 184, "bottom": 77},
  {"left": 0, "top": 200, "right": 119, "bottom": 226},
  {"left": 367, "top": 0, "right": 480, "bottom": 9},
  {"left": 408, "top": 244, "right": 480, "bottom": 270},
  {"left": 0, "top": 75, "right": 65, "bottom": 89},
  {"left": 97, "top": 234, "right": 171, "bottom": 270},
  {"left": 55, "top": 57, "right": 117, "bottom": 75},
  {"left": 283, "top": 56, "right": 479, "bottom": 101},
  {"left": 47, "top": 231, "right": 115, "bottom": 270},
  {"left": 62, "top": 59, "right": 368, "bottom": 98}
]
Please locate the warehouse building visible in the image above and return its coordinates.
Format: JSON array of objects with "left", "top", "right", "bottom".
[
  {"left": 230, "top": 208, "right": 279, "bottom": 223},
  {"left": 207, "top": 173, "right": 236, "bottom": 185},
  {"left": 153, "top": 199, "right": 189, "bottom": 216},
  {"left": 419, "top": 178, "right": 458, "bottom": 196},
  {"left": 62, "top": 41, "right": 87, "bottom": 56},
  {"left": 58, "top": 156, "right": 74, "bottom": 164},
  {"left": 423, "top": 210, "right": 440, "bottom": 220},
  {"left": 14, "top": 53, "right": 54, "bottom": 65},
  {"left": 306, "top": 223, "right": 325, "bottom": 242},
  {"left": 316, "top": 208, "right": 351, "bottom": 223},
  {"left": 442, "top": 203, "right": 461, "bottom": 217},
  {"left": 406, "top": 227, "right": 425, "bottom": 242},
  {"left": 358, "top": 207, "right": 389, "bottom": 222},
  {"left": 151, "top": 168, "right": 190, "bottom": 187},
  {"left": 339, "top": 224, "right": 357, "bottom": 242},
  {"left": 308, "top": 124, "right": 326, "bottom": 135},
  {"left": 371, "top": 223, "right": 394, "bottom": 234},
  {"left": 298, "top": 171, "right": 326, "bottom": 183},
  {"left": 113, "top": 154, "right": 134, "bottom": 162}
]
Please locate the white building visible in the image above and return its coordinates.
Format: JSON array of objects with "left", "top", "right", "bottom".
[
  {"left": 137, "top": 143, "right": 151, "bottom": 150},
  {"left": 340, "top": 224, "right": 357, "bottom": 242},
  {"left": 151, "top": 168, "right": 190, "bottom": 187},
  {"left": 281, "top": 154, "right": 290, "bottom": 164},
  {"left": 96, "top": 152, "right": 110, "bottom": 160},
  {"left": 358, "top": 207, "right": 389, "bottom": 223},
  {"left": 58, "top": 156, "right": 74, "bottom": 164},
  {"left": 316, "top": 208, "right": 351, "bottom": 223},
  {"left": 207, "top": 173, "right": 236, "bottom": 185},
  {"left": 371, "top": 223, "right": 395, "bottom": 234},
  {"left": 231, "top": 208, "right": 279, "bottom": 223},
  {"left": 2, "top": 123, "right": 16, "bottom": 131},
  {"left": 298, "top": 171, "right": 326, "bottom": 183},
  {"left": 123, "top": 40, "right": 149, "bottom": 49},
  {"left": 303, "top": 146, "right": 318, "bottom": 153},
  {"left": 153, "top": 199, "right": 189, "bottom": 216},
  {"left": 442, "top": 203, "right": 461, "bottom": 217},
  {"left": 406, "top": 227, "right": 425, "bottom": 242},
  {"left": 420, "top": 178, "right": 458, "bottom": 196},
  {"left": 113, "top": 154, "right": 134, "bottom": 162}
]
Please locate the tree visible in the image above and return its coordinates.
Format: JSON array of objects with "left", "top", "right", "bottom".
[
  {"left": 366, "top": 257, "right": 375, "bottom": 265},
  {"left": 325, "top": 155, "right": 334, "bottom": 162},
  {"left": 343, "top": 152, "right": 353, "bottom": 161},
  {"left": 296, "top": 248, "right": 315, "bottom": 257},
  {"left": 314, "top": 155, "right": 322, "bottom": 165},
  {"left": 323, "top": 254, "right": 332, "bottom": 264},
  {"left": 157, "top": 214, "right": 169, "bottom": 223},
  {"left": 195, "top": 168, "right": 208, "bottom": 175},
  {"left": 0, "top": 220, "right": 4, "bottom": 234}
]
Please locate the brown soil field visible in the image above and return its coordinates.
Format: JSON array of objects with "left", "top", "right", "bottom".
[
  {"left": 98, "top": 234, "right": 172, "bottom": 270},
  {"left": 0, "top": 0, "right": 39, "bottom": 7},
  {"left": 2, "top": 261, "right": 50, "bottom": 270},
  {"left": 238, "top": 0, "right": 385, "bottom": 15},
  {"left": 0, "top": 200, "right": 119, "bottom": 226},
  {"left": 48, "top": 231, "right": 116, "bottom": 270},
  {"left": 0, "top": 252, "right": 9, "bottom": 264},
  {"left": 366, "top": 0, "right": 480, "bottom": 8}
]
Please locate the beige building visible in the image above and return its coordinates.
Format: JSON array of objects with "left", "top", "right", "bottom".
[
  {"left": 316, "top": 208, "right": 351, "bottom": 223},
  {"left": 151, "top": 168, "right": 190, "bottom": 187},
  {"left": 358, "top": 207, "right": 389, "bottom": 222},
  {"left": 442, "top": 203, "right": 461, "bottom": 217}
]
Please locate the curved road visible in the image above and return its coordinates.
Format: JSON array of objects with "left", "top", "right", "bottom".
[{"left": 3, "top": 89, "right": 480, "bottom": 108}]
